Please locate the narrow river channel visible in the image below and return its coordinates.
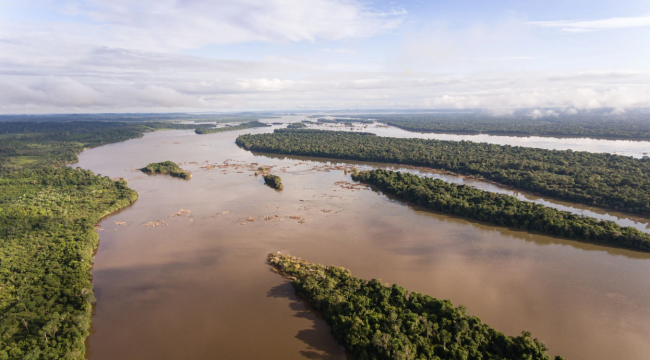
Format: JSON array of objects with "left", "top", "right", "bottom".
[{"left": 76, "top": 118, "right": 650, "bottom": 360}]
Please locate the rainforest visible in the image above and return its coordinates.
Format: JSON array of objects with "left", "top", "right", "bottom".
[
  {"left": 236, "top": 130, "right": 650, "bottom": 215},
  {"left": 141, "top": 161, "right": 191, "bottom": 179},
  {"left": 349, "top": 112, "right": 650, "bottom": 140},
  {"left": 194, "top": 121, "right": 270, "bottom": 134},
  {"left": 352, "top": 169, "right": 650, "bottom": 252},
  {"left": 0, "top": 121, "right": 194, "bottom": 360},
  {"left": 268, "top": 253, "right": 566, "bottom": 360}
]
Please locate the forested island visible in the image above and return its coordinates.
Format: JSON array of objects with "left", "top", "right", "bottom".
[
  {"left": 236, "top": 130, "right": 650, "bottom": 215},
  {"left": 268, "top": 253, "right": 566, "bottom": 360},
  {"left": 347, "top": 113, "right": 650, "bottom": 140},
  {"left": 353, "top": 169, "right": 650, "bottom": 252},
  {"left": 194, "top": 121, "right": 270, "bottom": 134},
  {"left": 317, "top": 118, "right": 374, "bottom": 124},
  {"left": 286, "top": 122, "right": 307, "bottom": 129},
  {"left": 0, "top": 121, "right": 201, "bottom": 172},
  {"left": 0, "top": 120, "right": 197, "bottom": 359},
  {"left": 141, "top": 161, "right": 191, "bottom": 179},
  {"left": 263, "top": 174, "right": 284, "bottom": 190}
]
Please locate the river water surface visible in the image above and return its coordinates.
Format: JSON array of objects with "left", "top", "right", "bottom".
[{"left": 77, "top": 120, "right": 650, "bottom": 360}]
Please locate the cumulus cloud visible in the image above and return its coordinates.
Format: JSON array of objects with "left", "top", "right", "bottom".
[{"left": 1, "top": 1, "right": 649, "bottom": 113}]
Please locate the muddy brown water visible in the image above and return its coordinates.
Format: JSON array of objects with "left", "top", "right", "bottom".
[{"left": 76, "top": 123, "right": 650, "bottom": 360}]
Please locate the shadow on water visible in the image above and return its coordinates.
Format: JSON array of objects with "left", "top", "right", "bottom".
[
  {"left": 267, "top": 282, "right": 354, "bottom": 360},
  {"left": 368, "top": 185, "right": 650, "bottom": 260}
]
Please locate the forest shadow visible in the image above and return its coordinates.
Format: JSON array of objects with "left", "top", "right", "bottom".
[
  {"left": 357, "top": 184, "right": 650, "bottom": 260},
  {"left": 267, "top": 282, "right": 354, "bottom": 360}
]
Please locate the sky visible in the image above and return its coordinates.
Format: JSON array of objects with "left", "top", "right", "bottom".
[{"left": 0, "top": 0, "right": 649, "bottom": 113}]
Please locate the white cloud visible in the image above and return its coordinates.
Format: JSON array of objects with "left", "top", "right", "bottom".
[
  {"left": 238, "top": 78, "right": 296, "bottom": 92},
  {"left": 529, "top": 15, "right": 650, "bottom": 33},
  {"left": 320, "top": 48, "right": 358, "bottom": 54},
  {"left": 1, "top": 2, "right": 650, "bottom": 113},
  {"left": 54, "top": 0, "right": 407, "bottom": 50}
]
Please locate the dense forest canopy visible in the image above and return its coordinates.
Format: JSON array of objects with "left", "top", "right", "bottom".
[
  {"left": 344, "top": 112, "right": 650, "bottom": 140},
  {"left": 141, "top": 161, "right": 191, "bottom": 179},
  {"left": 0, "top": 167, "right": 138, "bottom": 360},
  {"left": 286, "top": 122, "right": 307, "bottom": 129},
  {"left": 353, "top": 169, "right": 650, "bottom": 252},
  {"left": 0, "top": 120, "right": 172, "bottom": 359},
  {"left": 194, "top": 121, "right": 271, "bottom": 134},
  {"left": 0, "top": 121, "right": 202, "bottom": 174},
  {"left": 269, "top": 253, "right": 566, "bottom": 360},
  {"left": 0, "top": 112, "right": 278, "bottom": 123},
  {"left": 236, "top": 130, "right": 650, "bottom": 215}
]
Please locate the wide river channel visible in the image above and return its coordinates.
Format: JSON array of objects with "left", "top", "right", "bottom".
[{"left": 76, "top": 116, "right": 650, "bottom": 360}]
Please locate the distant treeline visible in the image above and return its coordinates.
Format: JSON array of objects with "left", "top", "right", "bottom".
[
  {"left": 286, "top": 122, "right": 307, "bottom": 129},
  {"left": 141, "top": 161, "right": 191, "bottom": 179},
  {"left": 194, "top": 121, "right": 270, "bottom": 134},
  {"left": 0, "top": 112, "right": 279, "bottom": 123},
  {"left": 0, "top": 121, "right": 203, "bottom": 174},
  {"left": 273, "top": 128, "right": 376, "bottom": 136},
  {"left": 317, "top": 118, "right": 374, "bottom": 124},
  {"left": 354, "top": 169, "right": 650, "bottom": 252},
  {"left": 236, "top": 130, "right": 650, "bottom": 215},
  {"left": 269, "top": 253, "right": 566, "bottom": 360},
  {"left": 349, "top": 113, "right": 650, "bottom": 140}
]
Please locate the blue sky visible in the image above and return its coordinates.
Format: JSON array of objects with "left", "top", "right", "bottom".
[{"left": 0, "top": 0, "right": 649, "bottom": 113}]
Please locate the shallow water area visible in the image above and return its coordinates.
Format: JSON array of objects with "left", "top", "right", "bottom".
[{"left": 76, "top": 121, "right": 650, "bottom": 360}]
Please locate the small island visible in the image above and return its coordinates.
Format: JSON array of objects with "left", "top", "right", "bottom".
[
  {"left": 263, "top": 174, "right": 283, "bottom": 190},
  {"left": 141, "top": 161, "right": 192, "bottom": 179},
  {"left": 286, "top": 122, "right": 307, "bottom": 129},
  {"left": 195, "top": 120, "right": 270, "bottom": 134}
]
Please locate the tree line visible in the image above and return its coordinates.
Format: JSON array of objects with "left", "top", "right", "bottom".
[
  {"left": 353, "top": 169, "right": 650, "bottom": 252},
  {"left": 346, "top": 113, "right": 650, "bottom": 140},
  {"left": 141, "top": 161, "right": 191, "bottom": 179},
  {"left": 194, "top": 121, "right": 270, "bottom": 134},
  {"left": 0, "top": 120, "right": 175, "bottom": 359},
  {"left": 269, "top": 253, "right": 566, "bottom": 360},
  {"left": 236, "top": 130, "right": 650, "bottom": 215},
  {"left": 0, "top": 121, "right": 204, "bottom": 174},
  {"left": 0, "top": 167, "right": 138, "bottom": 360}
]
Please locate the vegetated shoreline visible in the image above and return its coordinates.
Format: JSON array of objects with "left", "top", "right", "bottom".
[
  {"left": 0, "top": 121, "right": 196, "bottom": 359},
  {"left": 380, "top": 123, "right": 650, "bottom": 142},
  {"left": 194, "top": 120, "right": 271, "bottom": 134},
  {"left": 235, "top": 130, "right": 650, "bottom": 216},
  {"left": 141, "top": 161, "right": 192, "bottom": 179},
  {"left": 352, "top": 169, "right": 650, "bottom": 252},
  {"left": 0, "top": 168, "right": 138, "bottom": 360},
  {"left": 268, "top": 253, "right": 566, "bottom": 360},
  {"left": 335, "top": 113, "right": 650, "bottom": 142},
  {"left": 249, "top": 149, "right": 650, "bottom": 228}
]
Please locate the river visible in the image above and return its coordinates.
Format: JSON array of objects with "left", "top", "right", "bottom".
[{"left": 76, "top": 119, "right": 650, "bottom": 360}]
